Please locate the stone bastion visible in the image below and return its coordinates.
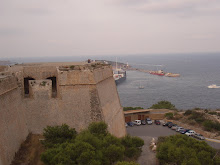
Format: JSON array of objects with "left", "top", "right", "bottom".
[{"left": 0, "top": 62, "right": 126, "bottom": 165}]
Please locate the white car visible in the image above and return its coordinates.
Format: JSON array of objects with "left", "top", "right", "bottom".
[
  {"left": 133, "top": 120, "right": 141, "bottom": 126},
  {"left": 185, "top": 130, "right": 195, "bottom": 136},
  {"left": 176, "top": 127, "right": 184, "bottom": 132},
  {"left": 146, "top": 118, "right": 153, "bottom": 125},
  {"left": 171, "top": 125, "right": 178, "bottom": 130}
]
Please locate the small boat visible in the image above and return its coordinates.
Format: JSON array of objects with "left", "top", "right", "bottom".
[
  {"left": 208, "top": 84, "right": 220, "bottom": 89},
  {"left": 138, "top": 82, "right": 144, "bottom": 89},
  {"left": 139, "top": 86, "right": 144, "bottom": 89}
]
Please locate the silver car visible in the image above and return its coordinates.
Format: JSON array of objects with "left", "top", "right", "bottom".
[
  {"left": 192, "top": 133, "right": 205, "bottom": 140},
  {"left": 176, "top": 127, "right": 184, "bottom": 132}
]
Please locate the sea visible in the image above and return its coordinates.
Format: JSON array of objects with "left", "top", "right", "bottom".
[{"left": 3, "top": 53, "right": 220, "bottom": 110}]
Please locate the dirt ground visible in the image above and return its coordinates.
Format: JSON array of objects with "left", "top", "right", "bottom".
[{"left": 11, "top": 134, "right": 45, "bottom": 165}]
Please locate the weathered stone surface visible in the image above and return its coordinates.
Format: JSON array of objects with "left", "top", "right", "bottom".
[{"left": 0, "top": 62, "right": 126, "bottom": 165}]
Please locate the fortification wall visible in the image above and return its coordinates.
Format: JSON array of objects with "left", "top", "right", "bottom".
[
  {"left": 0, "top": 63, "right": 126, "bottom": 164},
  {"left": 96, "top": 76, "right": 126, "bottom": 137},
  {"left": 0, "top": 76, "right": 28, "bottom": 165}
]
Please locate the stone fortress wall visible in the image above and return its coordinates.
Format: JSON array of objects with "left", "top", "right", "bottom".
[{"left": 0, "top": 62, "right": 126, "bottom": 165}]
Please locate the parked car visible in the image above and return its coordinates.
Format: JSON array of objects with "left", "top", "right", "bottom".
[
  {"left": 125, "top": 123, "right": 128, "bottom": 127},
  {"left": 154, "top": 120, "right": 161, "bottom": 125},
  {"left": 168, "top": 123, "right": 176, "bottom": 128},
  {"left": 141, "top": 120, "right": 146, "bottom": 125},
  {"left": 171, "top": 125, "right": 179, "bottom": 130},
  {"left": 133, "top": 120, "right": 141, "bottom": 126},
  {"left": 146, "top": 118, "right": 153, "bottom": 125},
  {"left": 180, "top": 129, "right": 190, "bottom": 134},
  {"left": 185, "top": 130, "right": 196, "bottom": 136},
  {"left": 163, "top": 122, "right": 172, "bottom": 126},
  {"left": 192, "top": 133, "right": 205, "bottom": 140},
  {"left": 176, "top": 127, "right": 184, "bottom": 132},
  {"left": 127, "top": 122, "right": 134, "bottom": 127},
  {"left": 155, "top": 120, "right": 161, "bottom": 125}
]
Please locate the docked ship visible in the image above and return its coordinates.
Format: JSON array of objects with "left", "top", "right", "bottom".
[
  {"left": 149, "top": 70, "right": 165, "bottom": 76},
  {"left": 114, "top": 70, "right": 126, "bottom": 85},
  {"left": 149, "top": 70, "right": 180, "bottom": 77}
]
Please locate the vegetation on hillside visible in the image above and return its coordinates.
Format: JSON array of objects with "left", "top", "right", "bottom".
[
  {"left": 157, "top": 134, "right": 220, "bottom": 165},
  {"left": 150, "top": 101, "right": 176, "bottom": 110},
  {"left": 123, "top": 107, "right": 144, "bottom": 111},
  {"left": 164, "top": 112, "right": 174, "bottom": 119},
  {"left": 184, "top": 110, "right": 220, "bottom": 132},
  {"left": 40, "top": 122, "right": 144, "bottom": 165}
]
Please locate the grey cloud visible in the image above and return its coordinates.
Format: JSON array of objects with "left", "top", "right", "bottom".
[
  {"left": 0, "top": 27, "right": 26, "bottom": 37},
  {"left": 20, "top": 7, "right": 50, "bottom": 15},
  {"left": 118, "top": 0, "right": 220, "bottom": 16}
]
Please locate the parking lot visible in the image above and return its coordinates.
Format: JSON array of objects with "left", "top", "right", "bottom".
[{"left": 126, "top": 122, "right": 220, "bottom": 165}]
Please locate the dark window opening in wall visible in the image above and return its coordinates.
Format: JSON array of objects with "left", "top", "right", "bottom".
[
  {"left": 47, "top": 77, "right": 57, "bottom": 98},
  {"left": 24, "top": 77, "right": 35, "bottom": 97}
]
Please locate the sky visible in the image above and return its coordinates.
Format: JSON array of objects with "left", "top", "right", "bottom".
[{"left": 1, "top": 0, "right": 220, "bottom": 58}]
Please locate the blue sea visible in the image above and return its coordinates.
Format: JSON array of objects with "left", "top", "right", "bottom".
[
  {"left": 3, "top": 53, "right": 220, "bottom": 110},
  {"left": 116, "top": 53, "right": 220, "bottom": 110}
]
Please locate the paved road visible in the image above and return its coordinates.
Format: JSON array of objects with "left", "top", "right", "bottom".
[
  {"left": 126, "top": 123, "right": 220, "bottom": 165},
  {"left": 127, "top": 124, "right": 220, "bottom": 149}
]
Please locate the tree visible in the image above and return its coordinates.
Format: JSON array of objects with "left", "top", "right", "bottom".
[
  {"left": 41, "top": 122, "right": 144, "bottom": 165},
  {"left": 42, "top": 124, "right": 77, "bottom": 148},
  {"left": 150, "top": 101, "right": 176, "bottom": 110},
  {"left": 88, "top": 121, "right": 108, "bottom": 138},
  {"left": 156, "top": 134, "right": 219, "bottom": 165},
  {"left": 103, "top": 144, "right": 125, "bottom": 164}
]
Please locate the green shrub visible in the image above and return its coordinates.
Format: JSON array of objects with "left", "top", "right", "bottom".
[
  {"left": 41, "top": 122, "right": 143, "bottom": 165},
  {"left": 188, "top": 111, "right": 205, "bottom": 123},
  {"left": 88, "top": 121, "right": 108, "bottom": 138},
  {"left": 70, "top": 65, "right": 75, "bottom": 69},
  {"left": 165, "top": 113, "right": 174, "bottom": 119},
  {"left": 208, "top": 111, "right": 218, "bottom": 115},
  {"left": 203, "top": 120, "right": 220, "bottom": 132},
  {"left": 150, "top": 101, "right": 176, "bottom": 110},
  {"left": 157, "top": 134, "right": 219, "bottom": 165},
  {"left": 42, "top": 124, "right": 77, "bottom": 148},
  {"left": 124, "top": 147, "right": 140, "bottom": 158},
  {"left": 184, "top": 110, "right": 193, "bottom": 116}
]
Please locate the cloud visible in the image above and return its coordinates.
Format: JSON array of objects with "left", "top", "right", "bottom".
[
  {"left": 118, "top": 0, "right": 220, "bottom": 16},
  {"left": 0, "top": 27, "right": 25, "bottom": 37}
]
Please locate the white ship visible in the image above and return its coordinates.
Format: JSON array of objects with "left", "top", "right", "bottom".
[{"left": 208, "top": 84, "right": 220, "bottom": 89}]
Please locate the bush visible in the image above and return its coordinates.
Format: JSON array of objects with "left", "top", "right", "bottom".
[
  {"left": 184, "top": 110, "right": 193, "bottom": 116},
  {"left": 188, "top": 111, "right": 206, "bottom": 123},
  {"left": 165, "top": 113, "right": 174, "bottom": 119},
  {"left": 150, "top": 101, "right": 176, "bottom": 110},
  {"left": 88, "top": 121, "right": 108, "bottom": 138},
  {"left": 41, "top": 122, "right": 143, "bottom": 165},
  {"left": 121, "top": 135, "right": 144, "bottom": 158},
  {"left": 208, "top": 111, "right": 218, "bottom": 115},
  {"left": 42, "top": 124, "right": 77, "bottom": 148},
  {"left": 203, "top": 120, "right": 220, "bottom": 132},
  {"left": 156, "top": 134, "right": 219, "bottom": 165}
]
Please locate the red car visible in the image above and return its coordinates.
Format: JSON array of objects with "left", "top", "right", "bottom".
[{"left": 155, "top": 120, "right": 161, "bottom": 125}]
